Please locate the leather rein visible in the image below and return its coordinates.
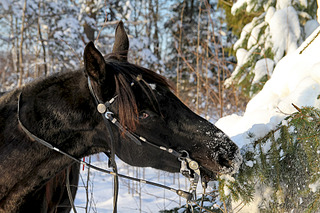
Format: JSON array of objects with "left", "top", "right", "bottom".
[{"left": 17, "top": 76, "right": 204, "bottom": 212}]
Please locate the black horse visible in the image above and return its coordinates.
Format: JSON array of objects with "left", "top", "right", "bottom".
[{"left": 0, "top": 21, "right": 241, "bottom": 212}]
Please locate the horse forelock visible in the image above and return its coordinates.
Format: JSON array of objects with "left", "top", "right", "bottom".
[{"left": 104, "top": 56, "right": 172, "bottom": 131}]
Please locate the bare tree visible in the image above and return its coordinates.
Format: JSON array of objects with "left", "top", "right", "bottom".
[{"left": 18, "top": 0, "right": 27, "bottom": 87}]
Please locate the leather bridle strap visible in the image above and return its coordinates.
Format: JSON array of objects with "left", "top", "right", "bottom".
[
  {"left": 87, "top": 77, "right": 186, "bottom": 158},
  {"left": 17, "top": 92, "right": 194, "bottom": 205},
  {"left": 87, "top": 79, "right": 119, "bottom": 213},
  {"left": 87, "top": 79, "right": 142, "bottom": 146},
  {"left": 87, "top": 77, "right": 202, "bottom": 202},
  {"left": 88, "top": 76, "right": 198, "bottom": 211},
  {"left": 88, "top": 77, "right": 201, "bottom": 211},
  {"left": 102, "top": 113, "right": 119, "bottom": 213}
]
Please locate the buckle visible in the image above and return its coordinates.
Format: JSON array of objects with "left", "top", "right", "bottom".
[{"left": 180, "top": 159, "right": 191, "bottom": 178}]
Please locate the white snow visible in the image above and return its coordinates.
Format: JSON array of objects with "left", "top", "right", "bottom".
[
  {"left": 220, "top": 175, "right": 236, "bottom": 196},
  {"left": 224, "top": 48, "right": 250, "bottom": 87},
  {"left": 305, "top": 20, "right": 320, "bottom": 38},
  {"left": 251, "top": 58, "right": 274, "bottom": 84},
  {"left": 276, "top": 0, "right": 292, "bottom": 9},
  {"left": 309, "top": 179, "right": 320, "bottom": 193},
  {"left": 217, "top": 26, "right": 320, "bottom": 144},
  {"left": 299, "top": 0, "right": 308, "bottom": 8},
  {"left": 318, "top": 0, "right": 320, "bottom": 23},
  {"left": 231, "top": 0, "right": 251, "bottom": 14},
  {"left": 148, "top": 83, "right": 156, "bottom": 90},
  {"left": 74, "top": 155, "right": 206, "bottom": 212},
  {"left": 247, "top": 22, "right": 266, "bottom": 49},
  {"left": 245, "top": 160, "right": 254, "bottom": 167},
  {"left": 234, "top": 22, "right": 254, "bottom": 50},
  {"left": 266, "top": 6, "right": 300, "bottom": 62},
  {"left": 0, "top": 0, "right": 9, "bottom": 10},
  {"left": 233, "top": 185, "right": 273, "bottom": 213},
  {"left": 265, "top": 7, "right": 276, "bottom": 23},
  {"left": 216, "top": 26, "right": 320, "bottom": 212}
]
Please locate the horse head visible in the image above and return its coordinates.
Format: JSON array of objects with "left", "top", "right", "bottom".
[{"left": 83, "top": 21, "right": 242, "bottom": 182}]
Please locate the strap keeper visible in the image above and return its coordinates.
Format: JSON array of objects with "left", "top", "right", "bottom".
[
  {"left": 139, "top": 136, "right": 147, "bottom": 142},
  {"left": 160, "top": 146, "right": 167, "bottom": 151},
  {"left": 111, "top": 118, "right": 117, "bottom": 124}
]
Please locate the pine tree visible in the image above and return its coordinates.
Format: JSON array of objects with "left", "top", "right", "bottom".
[
  {"left": 222, "top": 106, "right": 320, "bottom": 212},
  {"left": 222, "top": 0, "right": 318, "bottom": 98},
  {"left": 167, "top": 106, "right": 320, "bottom": 212}
]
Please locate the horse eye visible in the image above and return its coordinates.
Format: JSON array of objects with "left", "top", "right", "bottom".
[{"left": 139, "top": 112, "right": 149, "bottom": 120}]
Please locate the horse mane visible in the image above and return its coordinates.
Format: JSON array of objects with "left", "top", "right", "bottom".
[
  {"left": 104, "top": 54, "right": 172, "bottom": 131},
  {"left": 0, "top": 54, "right": 171, "bottom": 133}
]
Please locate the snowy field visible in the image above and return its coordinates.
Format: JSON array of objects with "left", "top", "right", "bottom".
[{"left": 74, "top": 155, "right": 208, "bottom": 212}]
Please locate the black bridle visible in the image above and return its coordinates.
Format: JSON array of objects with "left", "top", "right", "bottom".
[
  {"left": 17, "top": 77, "right": 204, "bottom": 212},
  {"left": 87, "top": 77, "right": 203, "bottom": 208}
]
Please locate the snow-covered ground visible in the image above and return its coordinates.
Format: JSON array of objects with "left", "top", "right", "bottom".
[{"left": 74, "top": 155, "right": 206, "bottom": 212}]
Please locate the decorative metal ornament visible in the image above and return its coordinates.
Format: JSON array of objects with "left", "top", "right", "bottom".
[{"left": 97, "top": 103, "right": 107, "bottom": 114}]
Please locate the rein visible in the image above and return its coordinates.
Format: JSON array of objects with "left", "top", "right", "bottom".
[{"left": 17, "top": 77, "right": 204, "bottom": 212}]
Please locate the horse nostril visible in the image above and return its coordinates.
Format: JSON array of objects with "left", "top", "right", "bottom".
[{"left": 218, "top": 155, "right": 232, "bottom": 168}]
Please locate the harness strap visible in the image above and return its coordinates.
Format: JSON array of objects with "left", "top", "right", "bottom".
[
  {"left": 88, "top": 77, "right": 201, "bottom": 210},
  {"left": 106, "top": 113, "right": 142, "bottom": 146},
  {"left": 17, "top": 94, "right": 193, "bottom": 200},
  {"left": 87, "top": 77, "right": 203, "bottom": 203},
  {"left": 87, "top": 79, "right": 119, "bottom": 213},
  {"left": 102, "top": 114, "right": 119, "bottom": 213},
  {"left": 66, "top": 166, "right": 77, "bottom": 213}
]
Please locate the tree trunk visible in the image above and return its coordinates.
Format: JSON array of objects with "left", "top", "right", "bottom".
[
  {"left": 37, "top": 0, "right": 47, "bottom": 76},
  {"left": 152, "top": 0, "right": 160, "bottom": 58},
  {"left": 83, "top": 0, "right": 97, "bottom": 42},
  {"left": 317, "top": 0, "right": 320, "bottom": 23},
  {"left": 176, "top": 2, "right": 185, "bottom": 98},
  {"left": 195, "top": 1, "right": 202, "bottom": 113},
  {"left": 18, "top": 0, "right": 27, "bottom": 87}
]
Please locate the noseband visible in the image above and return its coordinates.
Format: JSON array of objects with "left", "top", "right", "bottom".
[{"left": 17, "top": 77, "right": 205, "bottom": 212}]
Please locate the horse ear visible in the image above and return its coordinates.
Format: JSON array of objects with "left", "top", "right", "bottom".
[
  {"left": 112, "top": 21, "right": 129, "bottom": 61},
  {"left": 83, "top": 41, "right": 106, "bottom": 82}
]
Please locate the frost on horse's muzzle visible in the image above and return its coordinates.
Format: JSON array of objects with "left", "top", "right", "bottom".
[
  {"left": 197, "top": 130, "right": 243, "bottom": 177},
  {"left": 218, "top": 148, "right": 242, "bottom": 175}
]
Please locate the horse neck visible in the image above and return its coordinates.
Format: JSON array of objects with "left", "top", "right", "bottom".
[{"left": 0, "top": 71, "right": 109, "bottom": 212}]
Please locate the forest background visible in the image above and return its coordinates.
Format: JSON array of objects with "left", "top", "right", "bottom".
[{"left": 0, "top": 0, "right": 247, "bottom": 121}]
